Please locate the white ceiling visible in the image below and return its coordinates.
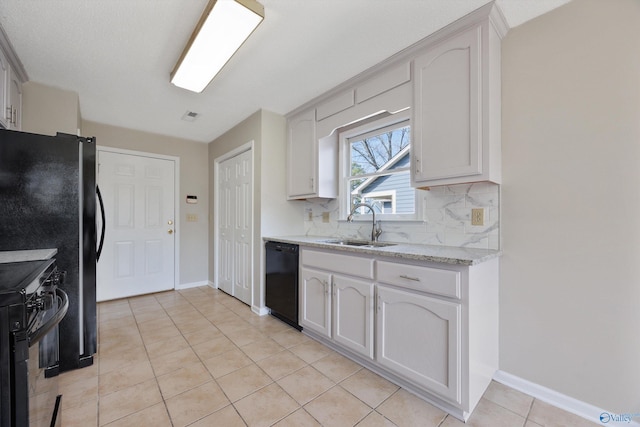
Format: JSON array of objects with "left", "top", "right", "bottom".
[{"left": 0, "top": 0, "right": 569, "bottom": 144}]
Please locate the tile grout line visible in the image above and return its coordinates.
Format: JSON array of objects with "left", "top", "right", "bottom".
[
  {"left": 157, "top": 291, "right": 238, "bottom": 426},
  {"left": 136, "top": 294, "right": 175, "bottom": 427},
  {"left": 161, "top": 288, "right": 300, "bottom": 426}
]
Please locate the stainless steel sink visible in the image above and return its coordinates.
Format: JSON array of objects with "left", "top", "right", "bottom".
[{"left": 321, "top": 239, "right": 396, "bottom": 248}]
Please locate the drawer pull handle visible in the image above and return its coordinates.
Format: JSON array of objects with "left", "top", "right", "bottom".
[{"left": 399, "top": 274, "right": 421, "bottom": 282}]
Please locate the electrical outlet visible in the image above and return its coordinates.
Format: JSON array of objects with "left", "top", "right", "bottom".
[
  {"left": 322, "top": 212, "right": 330, "bottom": 223},
  {"left": 471, "top": 208, "right": 484, "bottom": 226}
]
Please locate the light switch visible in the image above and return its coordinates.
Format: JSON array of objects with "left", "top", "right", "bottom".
[{"left": 187, "top": 213, "right": 198, "bottom": 222}]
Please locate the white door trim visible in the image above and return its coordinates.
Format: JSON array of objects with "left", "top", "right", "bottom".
[
  {"left": 213, "top": 141, "right": 255, "bottom": 303},
  {"left": 97, "top": 145, "right": 181, "bottom": 291}
]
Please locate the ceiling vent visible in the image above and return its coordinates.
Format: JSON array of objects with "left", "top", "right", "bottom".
[{"left": 182, "top": 111, "right": 200, "bottom": 122}]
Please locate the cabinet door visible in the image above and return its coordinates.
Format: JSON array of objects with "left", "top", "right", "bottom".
[
  {"left": 0, "top": 48, "right": 9, "bottom": 129},
  {"left": 376, "top": 285, "right": 461, "bottom": 404},
  {"left": 412, "top": 26, "right": 481, "bottom": 185},
  {"left": 332, "top": 275, "right": 374, "bottom": 359},
  {"left": 287, "top": 108, "right": 316, "bottom": 199},
  {"left": 7, "top": 67, "right": 22, "bottom": 130},
  {"left": 299, "top": 267, "right": 331, "bottom": 338}
]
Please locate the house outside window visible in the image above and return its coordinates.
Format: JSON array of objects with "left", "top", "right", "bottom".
[{"left": 340, "top": 111, "right": 418, "bottom": 221}]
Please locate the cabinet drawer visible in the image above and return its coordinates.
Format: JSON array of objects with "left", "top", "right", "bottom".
[
  {"left": 301, "top": 249, "right": 374, "bottom": 279},
  {"left": 376, "top": 261, "right": 460, "bottom": 299}
]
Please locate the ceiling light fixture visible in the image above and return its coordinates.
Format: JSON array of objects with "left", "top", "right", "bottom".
[{"left": 170, "top": 0, "right": 264, "bottom": 93}]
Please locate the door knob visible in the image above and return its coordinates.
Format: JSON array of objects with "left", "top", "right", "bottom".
[
  {"left": 168, "top": 220, "right": 173, "bottom": 225},
  {"left": 168, "top": 229, "right": 174, "bottom": 234}
]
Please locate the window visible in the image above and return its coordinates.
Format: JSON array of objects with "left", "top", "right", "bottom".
[{"left": 340, "top": 113, "right": 417, "bottom": 220}]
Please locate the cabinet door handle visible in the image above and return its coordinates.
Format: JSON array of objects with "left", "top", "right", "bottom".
[
  {"left": 415, "top": 158, "right": 421, "bottom": 174},
  {"left": 399, "top": 274, "right": 421, "bottom": 282},
  {"left": 12, "top": 107, "right": 17, "bottom": 125},
  {"left": 310, "top": 177, "right": 314, "bottom": 191}
]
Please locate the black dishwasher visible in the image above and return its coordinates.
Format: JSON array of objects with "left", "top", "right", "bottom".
[{"left": 265, "top": 241, "right": 301, "bottom": 330}]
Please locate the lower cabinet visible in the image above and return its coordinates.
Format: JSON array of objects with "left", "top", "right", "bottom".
[
  {"left": 376, "top": 285, "right": 461, "bottom": 404},
  {"left": 299, "top": 257, "right": 375, "bottom": 359},
  {"left": 298, "top": 246, "right": 498, "bottom": 421},
  {"left": 333, "top": 275, "right": 374, "bottom": 359},
  {"left": 299, "top": 267, "right": 332, "bottom": 338}
]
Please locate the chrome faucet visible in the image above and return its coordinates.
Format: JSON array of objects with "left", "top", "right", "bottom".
[{"left": 347, "top": 203, "right": 383, "bottom": 242}]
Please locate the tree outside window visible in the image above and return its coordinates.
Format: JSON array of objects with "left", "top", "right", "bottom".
[{"left": 347, "top": 121, "right": 414, "bottom": 217}]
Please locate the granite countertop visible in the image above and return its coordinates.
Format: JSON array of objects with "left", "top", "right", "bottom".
[
  {"left": 264, "top": 236, "right": 500, "bottom": 266},
  {"left": 0, "top": 249, "right": 58, "bottom": 264}
]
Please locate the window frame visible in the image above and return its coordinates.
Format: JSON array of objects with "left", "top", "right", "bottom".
[
  {"left": 338, "top": 110, "right": 419, "bottom": 222},
  {"left": 359, "top": 190, "right": 397, "bottom": 214}
]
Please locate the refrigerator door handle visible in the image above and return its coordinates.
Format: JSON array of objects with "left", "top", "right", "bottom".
[{"left": 96, "top": 185, "right": 106, "bottom": 262}]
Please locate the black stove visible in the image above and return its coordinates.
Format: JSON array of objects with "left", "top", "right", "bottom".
[{"left": 0, "top": 258, "right": 68, "bottom": 426}]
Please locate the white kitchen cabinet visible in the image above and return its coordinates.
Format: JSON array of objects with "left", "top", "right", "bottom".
[
  {"left": 376, "top": 284, "right": 461, "bottom": 403},
  {"left": 298, "top": 244, "right": 499, "bottom": 421},
  {"left": 287, "top": 108, "right": 315, "bottom": 198},
  {"left": 299, "top": 266, "right": 332, "bottom": 338},
  {"left": 286, "top": 108, "right": 338, "bottom": 200},
  {"left": 7, "top": 67, "right": 21, "bottom": 130},
  {"left": 412, "top": 15, "right": 504, "bottom": 187},
  {"left": 0, "top": 45, "right": 22, "bottom": 131},
  {"left": 0, "top": 37, "right": 23, "bottom": 131},
  {"left": 0, "top": 47, "right": 9, "bottom": 129},
  {"left": 332, "top": 274, "right": 374, "bottom": 359},
  {"left": 300, "top": 248, "right": 375, "bottom": 352},
  {"left": 375, "top": 256, "right": 499, "bottom": 418}
]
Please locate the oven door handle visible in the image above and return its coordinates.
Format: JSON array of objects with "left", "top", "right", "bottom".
[{"left": 28, "top": 288, "right": 69, "bottom": 346}]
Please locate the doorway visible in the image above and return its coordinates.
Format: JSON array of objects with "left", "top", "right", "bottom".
[
  {"left": 215, "top": 144, "right": 253, "bottom": 305},
  {"left": 97, "top": 148, "right": 178, "bottom": 301}
]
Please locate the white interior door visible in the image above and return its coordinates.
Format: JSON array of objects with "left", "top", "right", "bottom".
[
  {"left": 97, "top": 150, "right": 176, "bottom": 301},
  {"left": 232, "top": 150, "right": 252, "bottom": 304},
  {"left": 218, "top": 158, "right": 234, "bottom": 294},
  {"left": 216, "top": 148, "right": 253, "bottom": 305}
]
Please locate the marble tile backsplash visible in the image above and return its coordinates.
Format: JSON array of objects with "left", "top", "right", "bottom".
[{"left": 302, "top": 182, "right": 500, "bottom": 250}]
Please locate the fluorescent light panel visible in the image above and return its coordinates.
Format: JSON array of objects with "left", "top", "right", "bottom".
[{"left": 171, "top": 0, "right": 264, "bottom": 93}]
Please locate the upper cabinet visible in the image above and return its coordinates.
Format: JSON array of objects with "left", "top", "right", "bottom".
[
  {"left": 0, "top": 28, "right": 26, "bottom": 131},
  {"left": 285, "top": 2, "right": 508, "bottom": 197},
  {"left": 412, "top": 10, "right": 506, "bottom": 187},
  {"left": 287, "top": 108, "right": 316, "bottom": 198},
  {"left": 7, "top": 67, "right": 22, "bottom": 130},
  {"left": 0, "top": 48, "right": 8, "bottom": 129},
  {"left": 287, "top": 108, "right": 339, "bottom": 200}
]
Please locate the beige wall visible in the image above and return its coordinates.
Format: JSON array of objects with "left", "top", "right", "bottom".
[
  {"left": 83, "top": 120, "right": 209, "bottom": 287},
  {"left": 21, "top": 81, "right": 80, "bottom": 135},
  {"left": 208, "top": 109, "right": 303, "bottom": 310},
  {"left": 501, "top": 0, "right": 640, "bottom": 413}
]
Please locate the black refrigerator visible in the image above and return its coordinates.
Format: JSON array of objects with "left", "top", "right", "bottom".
[{"left": 0, "top": 128, "right": 98, "bottom": 375}]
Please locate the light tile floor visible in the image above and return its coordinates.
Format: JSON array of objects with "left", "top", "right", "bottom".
[{"left": 58, "top": 286, "right": 600, "bottom": 426}]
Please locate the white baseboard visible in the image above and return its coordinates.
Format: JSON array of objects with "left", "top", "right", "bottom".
[
  {"left": 207, "top": 280, "right": 217, "bottom": 289},
  {"left": 175, "top": 280, "right": 209, "bottom": 290},
  {"left": 252, "top": 306, "right": 269, "bottom": 316},
  {"left": 493, "top": 371, "right": 640, "bottom": 427}
]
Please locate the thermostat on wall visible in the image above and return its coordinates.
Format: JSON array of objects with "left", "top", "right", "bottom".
[{"left": 186, "top": 195, "right": 198, "bottom": 204}]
